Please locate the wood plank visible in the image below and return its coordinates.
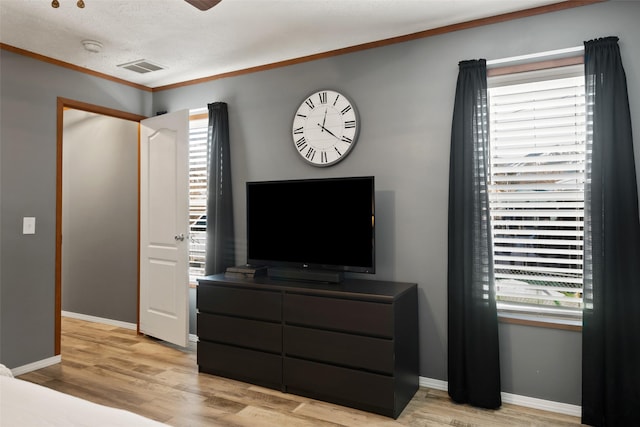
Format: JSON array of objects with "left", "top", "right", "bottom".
[{"left": 16, "top": 317, "right": 583, "bottom": 426}]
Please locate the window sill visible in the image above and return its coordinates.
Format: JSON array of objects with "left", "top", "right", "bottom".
[{"left": 498, "top": 312, "right": 582, "bottom": 332}]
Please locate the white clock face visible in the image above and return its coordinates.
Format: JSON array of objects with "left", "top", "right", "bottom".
[{"left": 292, "top": 90, "right": 359, "bottom": 167}]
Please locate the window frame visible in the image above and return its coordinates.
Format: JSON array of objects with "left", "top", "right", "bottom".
[{"left": 487, "top": 57, "right": 586, "bottom": 329}]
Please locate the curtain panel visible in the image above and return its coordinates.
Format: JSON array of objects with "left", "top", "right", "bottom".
[
  {"left": 204, "top": 102, "right": 236, "bottom": 275},
  {"left": 447, "top": 59, "right": 502, "bottom": 409},
  {"left": 582, "top": 36, "right": 640, "bottom": 426},
  {"left": 582, "top": 37, "right": 640, "bottom": 426}
]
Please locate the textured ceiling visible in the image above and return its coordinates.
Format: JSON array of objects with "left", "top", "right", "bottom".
[{"left": 0, "top": 0, "right": 564, "bottom": 88}]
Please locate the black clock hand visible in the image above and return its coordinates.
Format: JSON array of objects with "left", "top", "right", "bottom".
[
  {"left": 321, "top": 109, "right": 328, "bottom": 131},
  {"left": 317, "top": 123, "right": 340, "bottom": 139}
]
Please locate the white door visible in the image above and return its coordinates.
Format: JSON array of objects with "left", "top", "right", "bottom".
[{"left": 139, "top": 110, "right": 189, "bottom": 347}]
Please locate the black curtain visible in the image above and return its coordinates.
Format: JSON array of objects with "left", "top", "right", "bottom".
[
  {"left": 582, "top": 36, "right": 640, "bottom": 426},
  {"left": 204, "top": 102, "right": 235, "bottom": 275},
  {"left": 447, "top": 59, "right": 501, "bottom": 409}
]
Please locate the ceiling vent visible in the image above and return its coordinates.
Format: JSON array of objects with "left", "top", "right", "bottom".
[{"left": 117, "top": 59, "right": 165, "bottom": 74}]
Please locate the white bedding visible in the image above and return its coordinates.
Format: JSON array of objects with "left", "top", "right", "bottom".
[{"left": 0, "top": 371, "right": 168, "bottom": 426}]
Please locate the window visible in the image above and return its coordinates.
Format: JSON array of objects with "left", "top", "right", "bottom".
[
  {"left": 488, "top": 64, "right": 586, "bottom": 324},
  {"left": 188, "top": 110, "right": 208, "bottom": 284}
]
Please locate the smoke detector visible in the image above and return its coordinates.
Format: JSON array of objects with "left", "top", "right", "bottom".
[{"left": 82, "top": 40, "right": 103, "bottom": 53}]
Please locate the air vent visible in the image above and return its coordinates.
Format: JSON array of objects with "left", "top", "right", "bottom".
[{"left": 117, "top": 59, "right": 165, "bottom": 74}]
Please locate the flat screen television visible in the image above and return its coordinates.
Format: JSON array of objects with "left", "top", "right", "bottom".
[{"left": 246, "top": 176, "right": 375, "bottom": 280}]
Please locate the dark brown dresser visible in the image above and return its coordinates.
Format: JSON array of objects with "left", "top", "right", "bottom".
[{"left": 197, "top": 274, "right": 419, "bottom": 418}]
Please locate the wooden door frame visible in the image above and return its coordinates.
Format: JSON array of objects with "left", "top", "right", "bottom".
[{"left": 55, "top": 97, "right": 147, "bottom": 355}]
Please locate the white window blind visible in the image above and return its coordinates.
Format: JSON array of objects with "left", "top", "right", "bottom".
[
  {"left": 189, "top": 112, "right": 208, "bottom": 284},
  {"left": 488, "top": 66, "right": 586, "bottom": 321}
]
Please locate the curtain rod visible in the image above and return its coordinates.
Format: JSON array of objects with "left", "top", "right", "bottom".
[{"left": 487, "top": 46, "right": 584, "bottom": 66}]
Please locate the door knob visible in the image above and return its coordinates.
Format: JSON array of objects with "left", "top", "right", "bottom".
[{"left": 174, "top": 233, "right": 186, "bottom": 241}]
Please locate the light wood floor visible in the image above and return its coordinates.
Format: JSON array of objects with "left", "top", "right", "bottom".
[{"left": 18, "top": 317, "right": 584, "bottom": 426}]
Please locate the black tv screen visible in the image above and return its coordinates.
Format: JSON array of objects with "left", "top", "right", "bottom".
[{"left": 246, "top": 176, "right": 375, "bottom": 274}]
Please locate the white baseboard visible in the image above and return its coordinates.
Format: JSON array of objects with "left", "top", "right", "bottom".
[
  {"left": 62, "top": 311, "right": 137, "bottom": 331},
  {"left": 501, "top": 392, "right": 581, "bottom": 417},
  {"left": 419, "top": 376, "right": 581, "bottom": 417},
  {"left": 11, "top": 355, "right": 61, "bottom": 377},
  {"left": 419, "top": 376, "right": 448, "bottom": 391},
  {"left": 189, "top": 334, "right": 198, "bottom": 343}
]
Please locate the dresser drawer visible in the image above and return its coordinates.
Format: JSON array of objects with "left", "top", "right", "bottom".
[
  {"left": 198, "top": 341, "right": 282, "bottom": 390},
  {"left": 284, "top": 293, "right": 393, "bottom": 337},
  {"left": 197, "top": 285, "right": 281, "bottom": 321},
  {"left": 284, "top": 357, "right": 394, "bottom": 416},
  {"left": 198, "top": 313, "right": 282, "bottom": 353},
  {"left": 284, "top": 325, "right": 393, "bottom": 374}
]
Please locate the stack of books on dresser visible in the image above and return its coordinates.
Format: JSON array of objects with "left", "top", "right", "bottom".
[{"left": 224, "top": 265, "right": 267, "bottom": 279}]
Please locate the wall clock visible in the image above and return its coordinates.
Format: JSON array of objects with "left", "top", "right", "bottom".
[{"left": 292, "top": 89, "right": 360, "bottom": 167}]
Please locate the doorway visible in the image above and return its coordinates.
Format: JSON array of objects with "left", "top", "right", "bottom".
[{"left": 55, "top": 97, "right": 146, "bottom": 354}]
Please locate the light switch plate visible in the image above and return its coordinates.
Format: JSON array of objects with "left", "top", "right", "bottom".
[{"left": 23, "top": 217, "right": 36, "bottom": 234}]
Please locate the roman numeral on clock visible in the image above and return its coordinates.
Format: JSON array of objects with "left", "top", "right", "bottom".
[
  {"left": 305, "top": 147, "right": 316, "bottom": 161},
  {"left": 341, "top": 135, "right": 353, "bottom": 144},
  {"left": 293, "top": 126, "right": 304, "bottom": 135},
  {"left": 296, "top": 137, "right": 307, "bottom": 151},
  {"left": 305, "top": 98, "right": 315, "bottom": 109},
  {"left": 345, "top": 120, "right": 356, "bottom": 129},
  {"left": 320, "top": 151, "right": 328, "bottom": 163},
  {"left": 341, "top": 105, "right": 352, "bottom": 115},
  {"left": 319, "top": 91, "right": 327, "bottom": 104}
]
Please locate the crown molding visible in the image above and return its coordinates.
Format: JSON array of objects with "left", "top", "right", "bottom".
[{"left": 1, "top": 0, "right": 605, "bottom": 92}]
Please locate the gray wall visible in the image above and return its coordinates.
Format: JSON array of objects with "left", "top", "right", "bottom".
[
  {"left": 0, "top": 52, "right": 152, "bottom": 368},
  {"left": 61, "top": 110, "right": 139, "bottom": 323},
  {"left": 152, "top": 1, "right": 640, "bottom": 406},
  {"left": 1, "top": 0, "right": 639, "bottom": 407}
]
